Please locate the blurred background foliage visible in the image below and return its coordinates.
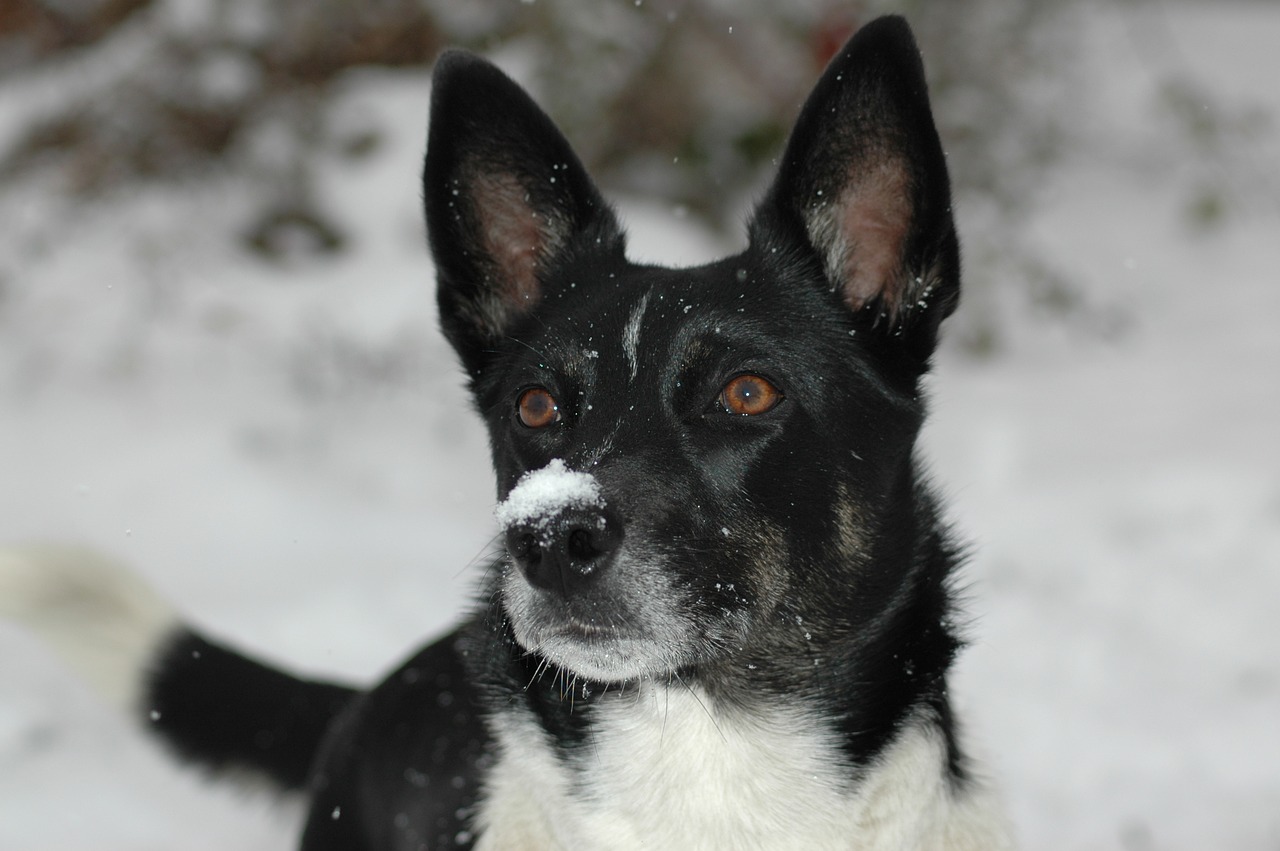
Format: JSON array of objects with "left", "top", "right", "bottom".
[{"left": 0, "top": 0, "right": 1271, "bottom": 351}]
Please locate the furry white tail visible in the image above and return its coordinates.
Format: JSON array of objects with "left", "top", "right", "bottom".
[{"left": 0, "top": 545, "right": 178, "bottom": 710}]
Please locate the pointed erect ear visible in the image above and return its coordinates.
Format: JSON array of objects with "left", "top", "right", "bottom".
[
  {"left": 752, "top": 16, "right": 959, "bottom": 361},
  {"left": 423, "top": 51, "right": 625, "bottom": 373}
]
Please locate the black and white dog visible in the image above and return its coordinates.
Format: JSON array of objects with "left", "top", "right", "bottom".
[{"left": 1, "top": 16, "right": 1012, "bottom": 850}]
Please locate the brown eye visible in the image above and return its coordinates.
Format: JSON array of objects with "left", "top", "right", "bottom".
[
  {"left": 720, "top": 374, "right": 783, "bottom": 417},
  {"left": 517, "top": 387, "right": 560, "bottom": 428}
]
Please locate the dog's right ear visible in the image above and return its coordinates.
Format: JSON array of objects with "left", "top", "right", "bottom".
[{"left": 423, "top": 51, "right": 626, "bottom": 375}]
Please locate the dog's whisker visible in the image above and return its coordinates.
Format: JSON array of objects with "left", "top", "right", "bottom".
[
  {"left": 503, "top": 334, "right": 550, "bottom": 362},
  {"left": 672, "top": 670, "right": 726, "bottom": 744},
  {"left": 453, "top": 532, "right": 505, "bottom": 580},
  {"left": 658, "top": 672, "right": 675, "bottom": 747},
  {"left": 525, "top": 655, "right": 552, "bottom": 691}
]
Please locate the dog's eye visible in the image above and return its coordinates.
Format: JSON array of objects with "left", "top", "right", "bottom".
[
  {"left": 517, "top": 387, "right": 561, "bottom": 428},
  {"left": 720, "top": 374, "right": 783, "bottom": 417}
]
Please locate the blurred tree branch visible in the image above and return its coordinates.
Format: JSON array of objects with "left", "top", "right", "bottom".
[
  {"left": 0, "top": 0, "right": 1073, "bottom": 214},
  {"left": 0, "top": 0, "right": 1121, "bottom": 351}
]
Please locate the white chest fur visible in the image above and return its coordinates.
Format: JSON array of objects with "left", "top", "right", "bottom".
[{"left": 473, "top": 685, "right": 1011, "bottom": 851}]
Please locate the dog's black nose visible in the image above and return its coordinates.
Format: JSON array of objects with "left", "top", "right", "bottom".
[{"left": 504, "top": 509, "right": 622, "bottom": 595}]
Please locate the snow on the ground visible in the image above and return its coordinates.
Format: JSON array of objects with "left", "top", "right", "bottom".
[{"left": 1, "top": 4, "right": 1277, "bottom": 849}]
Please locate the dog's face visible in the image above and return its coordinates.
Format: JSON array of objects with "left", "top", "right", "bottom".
[
  {"left": 473, "top": 253, "right": 920, "bottom": 684},
  {"left": 423, "top": 18, "right": 958, "bottom": 687}
]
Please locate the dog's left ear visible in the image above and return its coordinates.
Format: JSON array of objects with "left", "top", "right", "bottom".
[
  {"left": 752, "top": 16, "right": 959, "bottom": 364},
  {"left": 423, "top": 51, "right": 626, "bottom": 375}
]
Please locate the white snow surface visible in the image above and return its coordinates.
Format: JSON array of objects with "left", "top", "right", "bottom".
[
  {"left": 494, "top": 460, "right": 605, "bottom": 533},
  {"left": 1, "top": 4, "right": 1278, "bottom": 850}
]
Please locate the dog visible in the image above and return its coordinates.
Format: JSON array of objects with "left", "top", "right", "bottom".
[{"left": 1, "top": 15, "right": 1013, "bottom": 850}]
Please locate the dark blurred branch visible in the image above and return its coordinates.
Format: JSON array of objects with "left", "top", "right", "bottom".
[{"left": 0, "top": 0, "right": 153, "bottom": 69}]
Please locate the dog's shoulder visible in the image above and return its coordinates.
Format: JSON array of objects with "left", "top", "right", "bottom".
[
  {"left": 473, "top": 684, "right": 1011, "bottom": 851},
  {"left": 300, "top": 624, "right": 492, "bottom": 850}
]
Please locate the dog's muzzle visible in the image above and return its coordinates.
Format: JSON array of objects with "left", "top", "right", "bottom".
[{"left": 504, "top": 507, "right": 623, "bottom": 596}]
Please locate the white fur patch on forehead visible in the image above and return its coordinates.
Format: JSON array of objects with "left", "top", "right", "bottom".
[
  {"left": 622, "top": 290, "right": 651, "bottom": 381},
  {"left": 495, "top": 459, "right": 604, "bottom": 531}
]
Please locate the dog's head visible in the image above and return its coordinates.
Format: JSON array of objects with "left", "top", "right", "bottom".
[{"left": 423, "top": 17, "right": 958, "bottom": 688}]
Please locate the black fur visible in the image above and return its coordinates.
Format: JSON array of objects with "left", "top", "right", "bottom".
[
  {"left": 298, "top": 629, "right": 490, "bottom": 850},
  {"left": 144, "top": 15, "right": 978, "bottom": 848}
]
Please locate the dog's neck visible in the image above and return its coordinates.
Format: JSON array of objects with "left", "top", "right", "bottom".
[{"left": 472, "top": 677, "right": 1007, "bottom": 851}]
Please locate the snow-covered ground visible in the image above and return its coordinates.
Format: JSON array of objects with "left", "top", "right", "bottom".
[{"left": 1, "top": 4, "right": 1277, "bottom": 849}]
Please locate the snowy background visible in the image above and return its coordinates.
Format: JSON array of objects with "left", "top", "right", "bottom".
[{"left": 2, "top": 2, "right": 1278, "bottom": 849}]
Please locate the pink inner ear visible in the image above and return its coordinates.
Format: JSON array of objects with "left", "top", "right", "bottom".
[
  {"left": 838, "top": 161, "right": 912, "bottom": 315},
  {"left": 474, "top": 172, "right": 552, "bottom": 316}
]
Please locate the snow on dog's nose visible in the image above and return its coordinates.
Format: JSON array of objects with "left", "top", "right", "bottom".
[{"left": 496, "top": 460, "right": 622, "bottom": 595}]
